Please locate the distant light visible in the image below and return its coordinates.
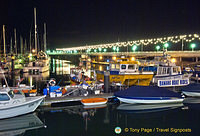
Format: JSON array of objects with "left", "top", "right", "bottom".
[
  {"left": 164, "top": 43, "right": 169, "bottom": 48},
  {"left": 112, "top": 56, "right": 117, "bottom": 60},
  {"left": 103, "top": 48, "right": 107, "bottom": 52},
  {"left": 19, "top": 59, "right": 22, "bottom": 63},
  {"left": 98, "top": 48, "right": 102, "bottom": 52},
  {"left": 94, "top": 49, "right": 97, "bottom": 52},
  {"left": 99, "top": 65, "right": 103, "bottom": 71},
  {"left": 113, "top": 46, "right": 116, "bottom": 51},
  {"left": 99, "top": 56, "right": 103, "bottom": 60},
  {"left": 32, "top": 49, "right": 35, "bottom": 53},
  {"left": 171, "top": 58, "right": 176, "bottom": 63},
  {"left": 132, "top": 45, "right": 137, "bottom": 52},
  {"left": 131, "top": 57, "right": 136, "bottom": 61},
  {"left": 116, "top": 47, "right": 119, "bottom": 52},
  {"left": 156, "top": 45, "right": 160, "bottom": 51}
]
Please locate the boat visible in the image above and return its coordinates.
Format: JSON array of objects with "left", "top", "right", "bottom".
[
  {"left": 191, "top": 65, "right": 200, "bottom": 81},
  {"left": 114, "top": 86, "right": 184, "bottom": 104},
  {"left": 0, "top": 87, "right": 45, "bottom": 119},
  {"left": 81, "top": 98, "right": 108, "bottom": 106},
  {"left": 181, "top": 83, "right": 200, "bottom": 97},
  {"left": 0, "top": 113, "right": 44, "bottom": 136},
  {"left": 149, "top": 50, "right": 191, "bottom": 87},
  {"left": 96, "top": 58, "right": 154, "bottom": 86},
  {"left": 23, "top": 51, "right": 49, "bottom": 73}
]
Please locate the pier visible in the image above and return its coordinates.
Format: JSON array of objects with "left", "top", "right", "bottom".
[{"left": 42, "top": 93, "right": 114, "bottom": 106}]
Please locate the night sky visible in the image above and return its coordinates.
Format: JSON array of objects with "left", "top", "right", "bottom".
[{"left": 1, "top": 0, "right": 200, "bottom": 49}]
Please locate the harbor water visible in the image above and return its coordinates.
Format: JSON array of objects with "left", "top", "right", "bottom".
[{"left": 0, "top": 58, "right": 200, "bottom": 136}]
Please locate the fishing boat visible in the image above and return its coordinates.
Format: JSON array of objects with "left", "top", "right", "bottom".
[
  {"left": 96, "top": 58, "right": 154, "bottom": 86},
  {"left": 0, "top": 88, "right": 45, "bottom": 119},
  {"left": 114, "top": 86, "right": 184, "bottom": 104},
  {"left": 148, "top": 50, "right": 191, "bottom": 87},
  {"left": 81, "top": 98, "right": 108, "bottom": 106},
  {"left": 181, "top": 83, "right": 200, "bottom": 97}
]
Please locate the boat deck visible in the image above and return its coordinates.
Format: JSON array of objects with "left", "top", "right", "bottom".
[{"left": 41, "top": 93, "right": 114, "bottom": 106}]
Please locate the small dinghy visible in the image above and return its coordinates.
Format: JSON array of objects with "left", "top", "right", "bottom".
[
  {"left": 181, "top": 83, "right": 200, "bottom": 97},
  {"left": 81, "top": 98, "right": 108, "bottom": 106},
  {"left": 114, "top": 86, "right": 184, "bottom": 104}
]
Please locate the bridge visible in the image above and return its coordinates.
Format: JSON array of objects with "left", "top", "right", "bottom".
[{"left": 47, "top": 33, "right": 200, "bottom": 65}]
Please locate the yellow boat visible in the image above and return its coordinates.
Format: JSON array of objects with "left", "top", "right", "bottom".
[{"left": 96, "top": 59, "right": 154, "bottom": 86}]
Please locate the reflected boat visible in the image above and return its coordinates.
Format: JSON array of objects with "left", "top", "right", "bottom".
[
  {"left": 117, "top": 103, "right": 183, "bottom": 113},
  {"left": 183, "top": 97, "right": 200, "bottom": 110},
  {"left": 0, "top": 113, "right": 44, "bottom": 136}
]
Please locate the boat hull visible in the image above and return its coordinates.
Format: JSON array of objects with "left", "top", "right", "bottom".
[
  {"left": 97, "top": 72, "right": 153, "bottom": 86},
  {"left": 117, "top": 97, "right": 184, "bottom": 104},
  {"left": 182, "top": 91, "right": 200, "bottom": 97},
  {"left": 0, "top": 96, "right": 45, "bottom": 119},
  {"left": 81, "top": 98, "right": 107, "bottom": 106}
]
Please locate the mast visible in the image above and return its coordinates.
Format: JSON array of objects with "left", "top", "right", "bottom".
[
  {"left": 20, "top": 36, "right": 23, "bottom": 54},
  {"left": 10, "top": 37, "right": 13, "bottom": 54},
  {"left": 14, "top": 28, "right": 17, "bottom": 55},
  {"left": 44, "top": 23, "right": 47, "bottom": 52},
  {"left": 29, "top": 30, "right": 32, "bottom": 53},
  {"left": 3, "top": 25, "right": 6, "bottom": 57},
  {"left": 34, "top": 7, "right": 37, "bottom": 54}
]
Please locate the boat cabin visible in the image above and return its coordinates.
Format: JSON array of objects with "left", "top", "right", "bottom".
[
  {"left": 156, "top": 66, "right": 181, "bottom": 76},
  {"left": 110, "top": 61, "right": 139, "bottom": 73}
]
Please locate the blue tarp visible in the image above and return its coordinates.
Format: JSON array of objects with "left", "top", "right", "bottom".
[
  {"left": 181, "top": 83, "right": 200, "bottom": 92},
  {"left": 114, "top": 86, "right": 182, "bottom": 98}
]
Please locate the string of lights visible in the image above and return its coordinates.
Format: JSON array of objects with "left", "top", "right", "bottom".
[{"left": 56, "top": 34, "right": 200, "bottom": 52}]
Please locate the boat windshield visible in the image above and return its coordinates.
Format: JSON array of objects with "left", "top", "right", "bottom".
[
  {"left": 0, "top": 93, "right": 10, "bottom": 101},
  {"left": 8, "top": 90, "right": 14, "bottom": 98}
]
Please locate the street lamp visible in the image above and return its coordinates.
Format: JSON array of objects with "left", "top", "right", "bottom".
[
  {"left": 156, "top": 45, "right": 160, "bottom": 51},
  {"left": 164, "top": 43, "right": 169, "bottom": 49},
  {"left": 113, "top": 46, "right": 116, "bottom": 52},
  {"left": 190, "top": 43, "right": 196, "bottom": 51},
  {"left": 132, "top": 45, "right": 137, "bottom": 52}
]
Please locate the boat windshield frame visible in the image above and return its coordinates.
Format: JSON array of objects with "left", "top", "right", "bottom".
[{"left": 8, "top": 90, "right": 14, "bottom": 98}]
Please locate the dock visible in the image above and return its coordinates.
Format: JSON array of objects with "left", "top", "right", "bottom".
[{"left": 41, "top": 93, "right": 114, "bottom": 106}]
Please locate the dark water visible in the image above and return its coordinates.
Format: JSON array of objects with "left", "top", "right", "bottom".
[{"left": 1, "top": 59, "right": 200, "bottom": 136}]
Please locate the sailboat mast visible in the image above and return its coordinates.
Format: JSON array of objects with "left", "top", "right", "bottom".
[
  {"left": 14, "top": 28, "right": 17, "bottom": 55},
  {"left": 44, "top": 23, "right": 47, "bottom": 52},
  {"left": 3, "top": 25, "right": 6, "bottom": 57},
  {"left": 34, "top": 8, "right": 37, "bottom": 54}
]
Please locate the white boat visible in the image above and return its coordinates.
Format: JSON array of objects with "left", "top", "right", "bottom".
[
  {"left": 81, "top": 98, "right": 108, "bottom": 106},
  {"left": 0, "top": 88, "right": 45, "bottom": 119},
  {"left": 181, "top": 83, "right": 200, "bottom": 97},
  {"left": 114, "top": 86, "right": 184, "bottom": 104},
  {"left": 23, "top": 51, "right": 49, "bottom": 73},
  {"left": 0, "top": 113, "right": 44, "bottom": 136}
]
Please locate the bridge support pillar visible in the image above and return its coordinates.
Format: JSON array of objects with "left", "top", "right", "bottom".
[{"left": 196, "top": 57, "right": 198, "bottom": 62}]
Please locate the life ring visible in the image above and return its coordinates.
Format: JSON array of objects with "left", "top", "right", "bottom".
[{"left": 49, "top": 79, "right": 56, "bottom": 86}]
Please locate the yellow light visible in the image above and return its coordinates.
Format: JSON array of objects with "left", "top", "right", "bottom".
[
  {"left": 99, "top": 56, "right": 103, "bottom": 60},
  {"left": 112, "top": 56, "right": 117, "bottom": 61},
  {"left": 99, "top": 65, "right": 103, "bottom": 71},
  {"left": 171, "top": 58, "right": 176, "bottom": 63},
  {"left": 131, "top": 57, "right": 135, "bottom": 61},
  {"left": 32, "top": 49, "right": 35, "bottom": 53}
]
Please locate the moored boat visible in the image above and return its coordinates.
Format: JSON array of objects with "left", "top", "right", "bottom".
[
  {"left": 96, "top": 58, "right": 154, "bottom": 86},
  {"left": 181, "top": 83, "right": 200, "bottom": 97},
  {"left": 0, "top": 88, "right": 45, "bottom": 119},
  {"left": 81, "top": 98, "right": 108, "bottom": 106},
  {"left": 114, "top": 86, "right": 184, "bottom": 104}
]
